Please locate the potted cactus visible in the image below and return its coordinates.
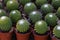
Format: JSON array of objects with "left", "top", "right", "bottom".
[
  {"left": 9, "top": 10, "right": 22, "bottom": 24},
  {"left": 45, "top": 13, "right": 58, "bottom": 28},
  {"left": 41, "top": 4, "right": 53, "bottom": 15},
  {"left": 56, "top": 7, "right": 60, "bottom": 18},
  {"left": 0, "top": 16, "right": 13, "bottom": 40},
  {"left": 33, "top": 20, "right": 49, "bottom": 40},
  {"left": 35, "top": 0, "right": 47, "bottom": 7},
  {"left": 24, "top": 2, "right": 37, "bottom": 15},
  {"left": 0, "top": 9, "right": 6, "bottom": 17},
  {"left": 29, "top": 11, "right": 42, "bottom": 24},
  {"left": 19, "top": 0, "right": 31, "bottom": 5},
  {"left": 6, "top": 0, "right": 19, "bottom": 11},
  {"left": 52, "top": 0, "right": 60, "bottom": 9},
  {"left": 16, "top": 19, "right": 31, "bottom": 40},
  {"left": 52, "top": 25, "right": 60, "bottom": 40}
]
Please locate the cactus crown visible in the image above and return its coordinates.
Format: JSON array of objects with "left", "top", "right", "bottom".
[
  {"left": 0, "top": 16, "right": 12, "bottom": 32},
  {"left": 16, "top": 19, "right": 30, "bottom": 33},
  {"left": 34, "top": 20, "right": 48, "bottom": 34},
  {"left": 53, "top": 25, "right": 60, "bottom": 38}
]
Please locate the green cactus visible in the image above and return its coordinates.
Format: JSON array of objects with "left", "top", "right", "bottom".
[
  {"left": 19, "top": 0, "right": 31, "bottom": 5},
  {"left": 0, "top": 16, "right": 12, "bottom": 31},
  {"left": 6, "top": 0, "right": 19, "bottom": 11},
  {"left": 56, "top": 7, "right": 60, "bottom": 18},
  {"left": 41, "top": 4, "right": 53, "bottom": 14},
  {"left": 45, "top": 13, "right": 58, "bottom": 27},
  {"left": 24, "top": 2, "right": 37, "bottom": 15},
  {"left": 0, "top": 9, "right": 6, "bottom": 17},
  {"left": 34, "top": 20, "right": 48, "bottom": 34},
  {"left": 29, "top": 11, "right": 42, "bottom": 23},
  {"left": 53, "top": 25, "right": 60, "bottom": 38},
  {"left": 16, "top": 19, "right": 30, "bottom": 33},
  {"left": 9, "top": 10, "right": 21, "bottom": 23},
  {"left": 52, "top": 0, "right": 60, "bottom": 9},
  {"left": 35, "top": 0, "right": 47, "bottom": 6}
]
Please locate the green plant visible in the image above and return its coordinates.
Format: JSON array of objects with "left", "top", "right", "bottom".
[
  {"left": 6, "top": 0, "right": 19, "bottom": 11},
  {"left": 53, "top": 25, "right": 60, "bottom": 38},
  {"left": 52, "top": 0, "right": 60, "bottom": 9},
  {"left": 41, "top": 4, "right": 53, "bottom": 14},
  {"left": 29, "top": 11, "right": 42, "bottom": 23},
  {"left": 0, "top": 16, "right": 12, "bottom": 31},
  {"left": 24, "top": 2, "right": 36, "bottom": 15},
  {"left": 16, "top": 19, "right": 30, "bottom": 33},
  {"left": 34, "top": 20, "right": 48, "bottom": 34},
  {"left": 35, "top": 0, "right": 47, "bottom": 6},
  {"left": 19, "top": 0, "right": 31, "bottom": 5},
  {"left": 56, "top": 7, "right": 60, "bottom": 18},
  {"left": 45, "top": 13, "right": 58, "bottom": 26},
  {"left": 0, "top": 9, "right": 6, "bottom": 17},
  {"left": 9, "top": 10, "right": 21, "bottom": 23},
  {"left": 0, "top": 3, "right": 2, "bottom": 9}
]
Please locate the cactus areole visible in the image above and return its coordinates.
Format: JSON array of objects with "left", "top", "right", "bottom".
[
  {"left": 0, "top": 16, "right": 12, "bottom": 32},
  {"left": 53, "top": 25, "right": 60, "bottom": 38},
  {"left": 34, "top": 20, "right": 48, "bottom": 34},
  {"left": 16, "top": 19, "right": 30, "bottom": 33}
]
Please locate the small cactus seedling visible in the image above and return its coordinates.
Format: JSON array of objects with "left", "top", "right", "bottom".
[
  {"left": 45, "top": 13, "right": 58, "bottom": 27},
  {"left": 0, "top": 9, "right": 6, "bottom": 17},
  {"left": 41, "top": 4, "right": 53, "bottom": 14},
  {"left": 6, "top": 0, "right": 19, "bottom": 11},
  {"left": 16, "top": 19, "right": 30, "bottom": 33},
  {"left": 0, "top": 16, "right": 12, "bottom": 31},
  {"left": 19, "top": 0, "right": 31, "bottom": 5},
  {"left": 53, "top": 25, "right": 60, "bottom": 38},
  {"left": 24, "top": 2, "right": 37, "bottom": 15},
  {"left": 56, "top": 7, "right": 60, "bottom": 18},
  {"left": 34, "top": 20, "right": 48, "bottom": 34},
  {"left": 52, "top": 0, "right": 60, "bottom": 9},
  {"left": 29, "top": 11, "right": 42, "bottom": 23},
  {"left": 9, "top": 10, "right": 21, "bottom": 23},
  {"left": 35, "top": 0, "right": 47, "bottom": 7}
]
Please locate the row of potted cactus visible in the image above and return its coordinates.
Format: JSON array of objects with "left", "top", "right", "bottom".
[{"left": 0, "top": 0, "right": 60, "bottom": 40}]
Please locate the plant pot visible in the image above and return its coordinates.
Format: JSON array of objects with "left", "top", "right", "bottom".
[
  {"left": 15, "top": 29, "right": 31, "bottom": 40},
  {"left": 0, "top": 27, "right": 13, "bottom": 40},
  {"left": 33, "top": 30, "right": 49, "bottom": 40}
]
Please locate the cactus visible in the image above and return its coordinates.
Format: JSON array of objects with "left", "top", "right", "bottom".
[
  {"left": 0, "top": 16, "right": 12, "bottom": 31},
  {"left": 6, "top": 0, "right": 19, "bottom": 11},
  {"left": 53, "top": 25, "right": 60, "bottom": 38},
  {"left": 16, "top": 19, "right": 30, "bottom": 33},
  {"left": 9, "top": 10, "right": 21, "bottom": 23},
  {"left": 19, "top": 0, "right": 31, "bottom": 5},
  {"left": 45, "top": 13, "right": 58, "bottom": 26},
  {"left": 29, "top": 11, "right": 42, "bottom": 23},
  {"left": 35, "top": 0, "right": 47, "bottom": 7},
  {"left": 52, "top": 0, "right": 60, "bottom": 9},
  {"left": 41, "top": 4, "right": 53, "bottom": 14},
  {"left": 56, "top": 7, "right": 60, "bottom": 18},
  {"left": 0, "top": 9, "right": 6, "bottom": 17},
  {"left": 34, "top": 20, "right": 48, "bottom": 34},
  {"left": 24, "top": 2, "right": 36, "bottom": 14}
]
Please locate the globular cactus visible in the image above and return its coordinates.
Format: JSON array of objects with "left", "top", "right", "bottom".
[
  {"left": 34, "top": 20, "right": 48, "bottom": 34},
  {"left": 24, "top": 2, "right": 37, "bottom": 14},
  {"left": 29, "top": 11, "right": 42, "bottom": 23},
  {"left": 19, "top": 0, "right": 31, "bottom": 5},
  {"left": 9, "top": 10, "right": 21, "bottom": 23},
  {"left": 0, "top": 16, "right": 12, "bottom": 31},
  {"left": 53, "top": 25, "right": 60, "bottom": 38},
  {"left": 0, "top": 9, "right": 6, "bottom": 17},
  {"left": 16, "top": 19, "right": 30, "bottom": 33},
  {"left": 45, "top": 13, "right": 58, "bottom": 27}
]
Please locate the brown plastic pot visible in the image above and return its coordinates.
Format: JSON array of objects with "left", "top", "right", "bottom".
[
  {"left": 0, "top": 27, "right": 13, "bottom": 40},
  {"left": 33, "top": 31, "right": 49, "bottom": 40}
]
